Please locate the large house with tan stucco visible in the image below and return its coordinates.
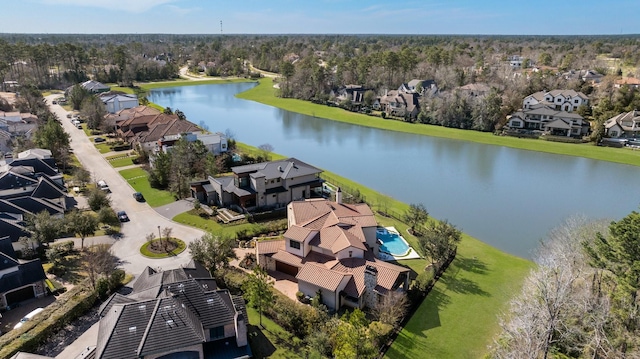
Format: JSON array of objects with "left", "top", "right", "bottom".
[{"left": 256, "top": 193, "right": 410, "bottom": 311}]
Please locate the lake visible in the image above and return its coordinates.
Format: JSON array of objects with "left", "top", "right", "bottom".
[{"left": 149, "top": 83, "right": 640, "bottom": 258}]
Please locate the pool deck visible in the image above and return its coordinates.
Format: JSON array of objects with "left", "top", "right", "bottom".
[{"left": 377, "top": 226, "right": 421, "bottom": 261}]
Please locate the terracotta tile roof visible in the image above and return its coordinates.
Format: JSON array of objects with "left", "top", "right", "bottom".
[
  {"left": 283, "top": 226, "right": 315, "bottom": 242},
  {"left": 330, "top": 257, "right": 409, "bottom": 296},
  {"left": 271, "top": 250, "right": 303, "bottom": 267},
  {"left": 296, "top": 263, "right": 350, "bottom": 291},
  {"left": 615, "top": 77, "right": 640, "bottom": 86},
  {"left": 256, "top": 239, "right": 285, "bottom": 255}
]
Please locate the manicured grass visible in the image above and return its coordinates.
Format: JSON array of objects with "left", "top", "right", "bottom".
[
  {"left": 237, "top": 78, "right": 640, "bottom": 167},
  {"left": 94, "top": 143, "right": 111, "bottom": 154},
  {"left": 139, "top": 78, "right": 255, "bottom": 90},
  {"left": 106, "top": 154, "right": 134, "bottom": 168},
  {"left": 139, "top": 238, "right": 186, "bottom": 258},
  {"left": 172, "top": 210, "right": 276, "bottom": 238},
  {"left": 385, "top": 235, "right": 533, "bottom": 359},
  {"left": 118, "top": 167, "right": 176, "bottom": 207},
  {"left": 245, "top": 306, "right": 303, "bottom": 359}
]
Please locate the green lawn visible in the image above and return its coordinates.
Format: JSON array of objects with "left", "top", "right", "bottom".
[
  {"left": 94, "top": 143, "right": 111, "bottom": 154},
  {"left": 237, "top": 78, "right": 640, "bottom": 167},
  {"left": 106, "top": 154, "right": 134, "bottom": 168},
  {"left": 172, "top": 210, "right": 282, "bottom": 238},
  {"left": 386, "top": 235, "right": 533, "bottom": 359},
  {"left": 139, "top": 238, "right": 186, "bottom": 258},
  {"left": 118, "top": 167, "right": 175, "bottom": 207},
  {"left": 246, "top": 306, "right": 303, "bottom": 359}
]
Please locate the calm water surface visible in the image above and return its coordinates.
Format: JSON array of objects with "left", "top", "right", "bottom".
[{"left": 149, "top": 83, "right": 640, "bottom": 258}]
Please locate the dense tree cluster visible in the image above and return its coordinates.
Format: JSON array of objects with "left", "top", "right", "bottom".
[{"left": 493, "top": 213, "right": 640, "bottom": 358}]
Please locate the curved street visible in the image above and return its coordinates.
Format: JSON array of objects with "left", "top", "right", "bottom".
[{"left": 46, "top": 95, "right": 205, "bottom": 276}]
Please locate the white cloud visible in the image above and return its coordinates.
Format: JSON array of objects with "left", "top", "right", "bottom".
[
  {"left": 40, "top": 0, "right": 177, "bottom": 13},
  {"left": 165, "top": 4, "right": 199, "bottom": 16}
]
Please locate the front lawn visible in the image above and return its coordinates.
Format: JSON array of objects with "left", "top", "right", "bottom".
[
  {"left": 106, "top": 154, "right": 135, "bottom": 168},
  {"left": 118, "top": 167, "right": 175, "bottom": 207},
  {"left": 237, "top": 78, "right": 640, "bottom": 167},
  {"left": 172, "top": 210, "right": 283, "bottom": 238},
  {"left": 94, "top": 143, "right": 111, "bottom": 154}
]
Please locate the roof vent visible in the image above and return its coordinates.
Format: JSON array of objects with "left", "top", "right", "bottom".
[
  {"left": 166, "top": 319, "right": 174, "bottom": 328},
  {"left": 278, "top": 166, "right": 283, "bottom": 172},
  {"left": 128, "top": 326, "right": 137, "bottom": 333},
  {"left": 207, "top": 298, "right": 214, "bottom": 304}
]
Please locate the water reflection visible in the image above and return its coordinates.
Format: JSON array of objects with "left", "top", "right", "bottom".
[{"left": 149, "top": 83, "right": 640, "bottom": 258}]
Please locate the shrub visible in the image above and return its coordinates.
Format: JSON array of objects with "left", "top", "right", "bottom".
[
  {"left": 96, "top": 277, "right": 110, "bottom": 299},
  {"left": 296, "top": 291, "right": 305, "bottom": 302}
]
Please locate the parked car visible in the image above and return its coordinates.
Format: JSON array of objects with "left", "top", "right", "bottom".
[
  {"left": 52, "top": 100, "right": 57, "bottom": 105},
  {"left": 66, "top": 113, "right": 72, "bottom": 119},
  {"left": 133, "top": 192, "right": 145, "bottom": 202},
  {"left": 117, "top": 211, "right": 129, "bottom": 222},
  {"left": 14, "top": 308, "right": 44, "bottom": 330},
  {"left": 94, "top": 137, "right": 105, "bottom": 143},
  {"left": 97, "top": 180, "right": 110, "bottom": 192}
]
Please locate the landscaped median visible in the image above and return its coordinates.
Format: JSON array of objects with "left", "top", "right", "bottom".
[{"left": 236, "top": 78, "right": 640, "bottom": 167}]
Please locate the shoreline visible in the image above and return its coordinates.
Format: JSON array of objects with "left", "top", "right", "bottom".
[{"left": 235, "top": 78, "right": 640, "bottom": 168}]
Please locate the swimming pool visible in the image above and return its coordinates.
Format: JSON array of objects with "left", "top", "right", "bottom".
[{"left": 376, "top": 227, "right": 411, "bottom": 257}]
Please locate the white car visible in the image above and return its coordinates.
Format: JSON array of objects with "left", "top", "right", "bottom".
[{"left": 14, "top": 307, "right": 44, "bottom": 330}]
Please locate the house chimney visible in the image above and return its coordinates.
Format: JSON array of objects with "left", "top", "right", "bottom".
[
  {"left": 336, "top": 187, "right": 342, "bottom": 204},
  {"left": 363, "top": 265, "right": 378, "bottom": 309},
  {"left": 234, "top": 312, "right": 248, "bottom": 347}
]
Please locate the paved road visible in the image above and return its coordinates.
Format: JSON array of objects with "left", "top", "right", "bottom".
[{"left": 46, "top": 96, "right": 205, "bottom": 276}]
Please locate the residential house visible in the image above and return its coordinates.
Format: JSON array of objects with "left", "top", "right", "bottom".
[
  {"left": 523, "top": 89, "right": 589, "bottom": 112},
  {"left": 0, "top": 149, "right": 69, "bottom": 241},
  {"left": 614, "top": 77, "right": 640, "bottom": 89},
  {"left": 398, "top": 79, "right": 438, "bottom": 96},
  {"left": 379, "top": 90, "right": 419, "bottom": 118},
  {"left": 192, "top": 158, "right": 323, "bottom": 212},
  {"left": 508, "top": 55, "right": 525, "bottom": 69},
  {"left": 0, "top": 112, "right": 38, "bottom": 154},
  {"left": 562, "top": 69, "right": 604, "bottom": 83},
  {"left": 456, "top": 83, "right": 491, "bottom": 98},
  {"left": 104, "top": 105, "right": 161, "bottom": 131},
  {"left": 604, "top": 110, "right": 640, "bottom": 138},
  {"left": 92, "top": 262, "right": 251, "bottom": 359},
  {"left": 256, "top": 195, "right": 410, "bottom": 311},
  {"left": 1, "top": 81, "right": 19, "bottom": 93},
  {"left": 133, "top": 117, "right": 200, "bottom": 152},
  {"left": 99, "top": 93, "right": 140, "bottom": 114},
  {"left": 80, "top": 80, "right": 110, "bottom": 94},
  {"left": 330, "top": 85, "right": 369, "bottom": 109},
  {"left": 157, "top": 132, "right": 227, "bottom": 156},
  {"left": 0, "top": 236, "right": 48, "bottom": 311},
  {"left": 506, "top": 104, "right": 589, "bottom": 137}
]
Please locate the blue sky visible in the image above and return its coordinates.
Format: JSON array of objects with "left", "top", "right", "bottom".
[{"left": 1, "top": 0, "right": 638, "bottom": 35}]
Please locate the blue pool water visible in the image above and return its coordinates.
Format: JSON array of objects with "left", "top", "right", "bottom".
[{"left": 376, "top": 228, "right": 410, "bottom": 256}]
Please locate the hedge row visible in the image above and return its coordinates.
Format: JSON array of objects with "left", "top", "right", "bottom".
[{"left": 0, "top": 281, "right": 97, "bottom": 359}]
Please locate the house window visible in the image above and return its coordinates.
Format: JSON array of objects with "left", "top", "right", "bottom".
[
  {"left": 349, "top": 251, "right": 352, "bottom": 258},
  {"left": 290, "top": 240, "right": 301, "bottom": 250},
  {"left": 574, "top": 99, "right": 579, "bottom": 104},
  {"left": 277, "top": 178, "right": 281, "bottom": 182},
  {"left": 221, "top": 143, "right": 227, "bottom": 149},
  {"left": 611, "top": 131, "right": 618, "bottom": 137},
  {"left": 210, "top": 326, "right": 224, "bottom": 340},
  {"left": 511, "top": 120, "right": 521, "bottom": 127},
  {"left": 272, "top": 194, "right": 276, "bottom": 198}
]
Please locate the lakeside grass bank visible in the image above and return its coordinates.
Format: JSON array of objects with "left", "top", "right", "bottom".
[{"left": 236, "top": 78, "right": 640, "bottom": 167}]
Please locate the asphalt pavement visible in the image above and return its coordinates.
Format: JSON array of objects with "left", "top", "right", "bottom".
[{"left": 46, "top": 95, "right": 205, "bottom": 277}]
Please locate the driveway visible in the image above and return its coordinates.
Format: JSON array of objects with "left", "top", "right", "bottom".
[
  {"left": 154, "top": 199, "right": 196, "bottom": 220},
  {"left": 46, "top": 96, "right": 205, "bottom": 277}
]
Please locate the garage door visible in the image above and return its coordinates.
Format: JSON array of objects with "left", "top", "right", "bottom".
[
  {"left": 276, "top": 261, "right": 299, "bottom": 276},
  {"left": 6, "top": 286, "right": 35, "bottom": 306}
]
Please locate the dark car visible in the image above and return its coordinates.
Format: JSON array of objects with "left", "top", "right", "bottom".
[
  {"left": 133, "top": 192, "right": 145, "bottom": 202},
  {"left": 94, "top": 137, "right": 105, "bottom": 143},
  {"left": 117, "top": 211, "right": 129, "bottom": 222}
]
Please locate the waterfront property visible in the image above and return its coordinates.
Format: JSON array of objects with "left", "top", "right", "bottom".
[
  {"left": 256, "top": 195, "right": 410, "bottom": 311},
  {"left": 604, "top": 110, "right": 640, "bottom": 139},
  {"left": 506, "top": 105, "right": 589, "bottom": 137},
  {"left": 376, "top": 226, "right": 420, "bottom": 261},
  {"left": 522, "top": 89, "right": 589, "bottom": 112},
  {"left": 192, "top": 157, "right": 324, "bottom": 212},
  {"left": 98, "top": 92, "right": 139, "bottom": 114}
]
